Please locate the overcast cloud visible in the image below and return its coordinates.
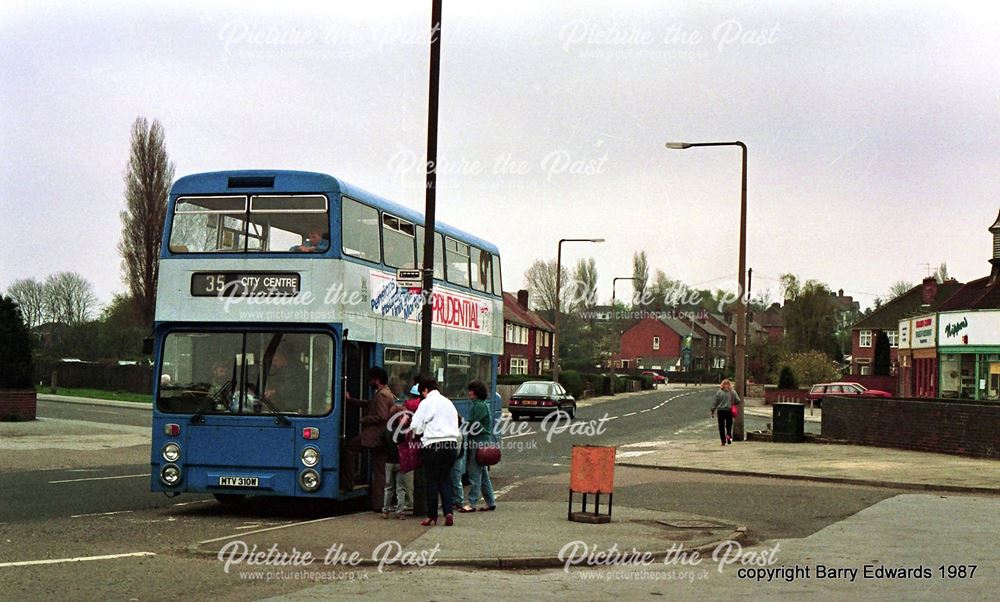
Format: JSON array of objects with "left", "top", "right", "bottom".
[{"left": 2, "top": 0, "right": 999, "bottom": 310}]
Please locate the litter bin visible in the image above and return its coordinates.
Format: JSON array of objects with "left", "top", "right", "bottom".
[{"left": 772, "top": 403, "right": 805, "bottom": 443}]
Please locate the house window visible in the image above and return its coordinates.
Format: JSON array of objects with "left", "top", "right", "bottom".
[
  {"left": 860, "top": 364, "right": 872, "bottom": 376},
  {"left": 860, "top": 330, "right": 872, "bottom": 348},
  {"left": 712, "top": 357, "right": 726, "bottom": 369},
  {"left": 887, "top": 330, "right": 898, "bottom": 348},
  {"left": 652, "top": 336, "right": 660, "bottom": 350},
  {"left": 510, "top": 357, "right": 527, "bottom": 375}
]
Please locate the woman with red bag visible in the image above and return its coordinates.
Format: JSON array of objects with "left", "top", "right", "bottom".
[
  {"left": 711, "top": 379, "right": 741, "bottom": 446},
  {"left": 458, "top": 380, "right": 497, "bottom": 513}
]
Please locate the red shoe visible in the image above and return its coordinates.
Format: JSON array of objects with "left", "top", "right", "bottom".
[
  {"left": 444, "top": 513, "right": 454, "bottom": 526},
  {"left": 721, "top": 442, "right": 726, "bottom": 446},
  {"left": 420, "top": 517, "right": 437, "bottom": 526}
]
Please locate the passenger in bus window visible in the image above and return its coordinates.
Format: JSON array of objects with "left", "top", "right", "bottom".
[
  {"left": 263, "top": 348, "right": 309, "bottom": 411},
  {"left": 291, "top": 230, "right": 330, "bottom": 253}
]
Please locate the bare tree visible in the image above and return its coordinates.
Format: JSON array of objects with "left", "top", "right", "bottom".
[
  {"left": 119, "top": 117, "right": 174, "bottom": 325},
  {"left": 779, "top": 273, "right": 800, "bottom": 301},
  {"left": 567, "top": 257, "right": 598, "bottom": 312},
  {"left": 935, "top": 262, "right": 950, "bottom": 283},
  {"left": 43, "top": 272, "right": 98, "bottom": 325},
  {"left": 524, "top": 259, "right": 569, "bottom": 312},
  {"left": 632, "top": 251, "right": 649, "bottom": 306},
  {"left": 887, "top": 280, "right": 914, "bottom": 300},
  {"left": 5, "top": 278, "right": 47, "bottom": 329}
]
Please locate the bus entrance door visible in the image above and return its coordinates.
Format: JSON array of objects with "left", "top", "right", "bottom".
[{"left": 340, "top": 340, "right": 373, "bottom": 492}]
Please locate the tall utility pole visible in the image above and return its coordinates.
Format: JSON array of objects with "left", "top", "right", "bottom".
[
  {"left": 609, "top": 276, "right": 636, "bottom": 394},
  {"left": 419, "top": 0, "right": 443, "bottom": 380},
  {"left": 665, "top": 141, "right": 747, "bottom": 439},
  {"left": 552, "top": 238, "right": 604, "bottom": 384}
]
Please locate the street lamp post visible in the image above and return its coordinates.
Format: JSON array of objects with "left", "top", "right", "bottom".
[
  {"left": 665, "top": 141, "right": 748, "bottom": 440},
  {"left": 553, "top": 238, "right": 604, "bottom": 385},
  {"left": 609, "top": 276, "right": 637, "bottom": 394}
]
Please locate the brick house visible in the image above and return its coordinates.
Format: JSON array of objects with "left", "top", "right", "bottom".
[
  {"left": 612, "top": 317, "right": 689, "bottom": 371},
  {"left": 501, "top": 290, "right": 555, "bottom": 376},
  {"left": 851, "top": 277, "right": 963, "bottom": 376}
]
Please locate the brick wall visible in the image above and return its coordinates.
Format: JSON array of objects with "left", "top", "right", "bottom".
[
  {"left": 822, "top": 396, "right": 1000, "bottom": 458},
  {"left": 850, "top": 375, "right": 897, "bottom": 395},
  {"left": 0, "top": 389, "right": 37, "bottom": 421}
]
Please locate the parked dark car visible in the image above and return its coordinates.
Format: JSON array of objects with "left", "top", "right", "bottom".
[
  {"left": 807, "top": 382, "right": 892, "bottom": 407},
  {"left": 507, "top": 381, "right": 576, "bottom": 420}
]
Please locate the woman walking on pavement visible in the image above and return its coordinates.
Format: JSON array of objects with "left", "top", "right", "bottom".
[{"left": 711, "top": 379, "right": 741, "bottom": 446}]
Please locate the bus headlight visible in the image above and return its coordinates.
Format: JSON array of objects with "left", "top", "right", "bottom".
[
  {"left": 163, "top": 443, "right": 181, "bottom": 462},
  {"left": 160, "top": 464, "right": 182, "bottom": 487},
  {"left": 301, "top": 447, "right": 319, "bottom": 467},
  {"left": 299, "top": 469, "right": 321, "bottom": 492}
]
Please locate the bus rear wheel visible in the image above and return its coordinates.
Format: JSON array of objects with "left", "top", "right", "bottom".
[{"left": 213, "top": 493, "right": 246, "bottom": 505}]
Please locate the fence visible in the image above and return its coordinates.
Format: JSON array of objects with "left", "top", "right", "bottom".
[{"left": 34, "top": 360, "right": 153, "bottom": 395}]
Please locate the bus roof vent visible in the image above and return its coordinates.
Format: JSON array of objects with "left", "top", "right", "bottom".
[{"left": 228, "top": 176, "right": 275, "bottom": 189}]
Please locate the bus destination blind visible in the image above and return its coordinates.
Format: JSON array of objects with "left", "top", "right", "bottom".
[{"left": 190, "top": 272, "right": 301, "bottom": 297}]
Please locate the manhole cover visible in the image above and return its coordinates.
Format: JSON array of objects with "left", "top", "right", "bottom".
[{"left": 656, "top": 519, "right": 726, "bottom": 529}]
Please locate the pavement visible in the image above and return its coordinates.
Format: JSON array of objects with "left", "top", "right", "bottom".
[{"left": 5, "top": 391, "right": 1000, "bottom": 571}]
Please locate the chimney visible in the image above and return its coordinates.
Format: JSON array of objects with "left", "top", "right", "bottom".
[
  {"left": 989, "top": 210, "right": 1000, "bottom": 285},
  {"left": 517, "top": 289, "right": 529, "bottom": 310},
  {"left": 838, "top": 289, "right": 844, "bottom": 297},
  {"left": 921, "top": 277, "right": 938, "bottom": 305}
]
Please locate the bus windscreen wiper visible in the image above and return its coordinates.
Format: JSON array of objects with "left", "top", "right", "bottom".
[
  {"left": 255, "top": 393, "right": 291, "bottom": 426},
  {"left": 190, "top": 379, "right": 234, "bottom": 425}
]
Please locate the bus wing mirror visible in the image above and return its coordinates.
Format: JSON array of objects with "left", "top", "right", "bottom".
[{"left": 143, "top": 336, "right": 154, "bottom": 356}]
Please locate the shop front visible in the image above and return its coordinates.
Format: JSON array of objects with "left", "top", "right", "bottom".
[
  {"left": 910, "top": 314, "right": 937, "bottom": 398},
  {"left": 937, "top": 310, "right": 1000, "bottom": 401},
  {"left": 897, "top": 318, "right": 912, "bottom": 397}
]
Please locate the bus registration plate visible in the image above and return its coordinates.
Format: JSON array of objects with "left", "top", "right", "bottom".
[{"left": 218, "top": 476, "right": 259, "bottom": 487}]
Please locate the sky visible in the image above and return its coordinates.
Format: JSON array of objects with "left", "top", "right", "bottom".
[{"left": 2, "top": 0, "right": 1000, "bottom": 313}]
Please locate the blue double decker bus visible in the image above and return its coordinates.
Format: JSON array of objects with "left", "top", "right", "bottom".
[{"left": 150, "top": 170, "right": 503, "bottom": 503}]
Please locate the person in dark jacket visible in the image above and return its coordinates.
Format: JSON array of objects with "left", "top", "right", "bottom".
[{"left": 459, "top": 380, "right": 497, "bottom": 512}]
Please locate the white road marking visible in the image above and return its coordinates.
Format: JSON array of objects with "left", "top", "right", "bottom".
[
  {"left": 0, "top": 552, "right": 155, "bottom": 568},
  {"left": 172, "top": 500, "right": 213, "bottom": 507},
  {"left": 623, "top": 412, "right": 637, "bottom": 417},
  {"left": 492, "top": 482, "right": 522, "bottom": 499},
  {"left": 616, "top": 451, "right": 655, "bottom": 458},
  {"left": 503, "top": 430, "right": 538, "bottom": 440},
  {"left": 49, "top": 474, "right": 148, "bottom": 484},
  {"left": 197, "top": 515, "right": 341, "bottom": 545},
  {"left": 70, "top": 510, "right": 134, "bottom": 518}
]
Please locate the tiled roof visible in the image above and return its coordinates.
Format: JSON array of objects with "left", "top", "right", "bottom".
[
  {"left": 936, "top": 275, "right": 1000, "bottom": 310},
  {"left": 852, "top": 280, "right": 964, "bottom": 330},
  {"left": 502, "top": 292, "right": 555, "bottom": 332},
  {"left": 659, "top": 316, "right": 703, "bottom": 339}
]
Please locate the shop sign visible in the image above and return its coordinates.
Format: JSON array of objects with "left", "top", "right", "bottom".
[
  {"left": 937, "top": 310, "right": 1000, "bottom": 346},
  {"left": 898, "top": 319, "right": 911, "bottom": 349},
  {"left": 912, "top": 315, "right": 936, "bottom": 348}
]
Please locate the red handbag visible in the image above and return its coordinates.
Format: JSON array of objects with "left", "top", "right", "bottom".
[
  {"left": 475, "top": 443, "right": 501, "bottom": 466},
  {"left": 398, "top": 437, "right": 423, "bottom": 473}
]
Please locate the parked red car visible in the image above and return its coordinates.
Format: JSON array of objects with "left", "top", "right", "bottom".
[
  {"left": 807, "top": 382, "right": 892, "bottom": 407},
  {"left": 641, "top": 370, "right": 668, "bottom": 384}
]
